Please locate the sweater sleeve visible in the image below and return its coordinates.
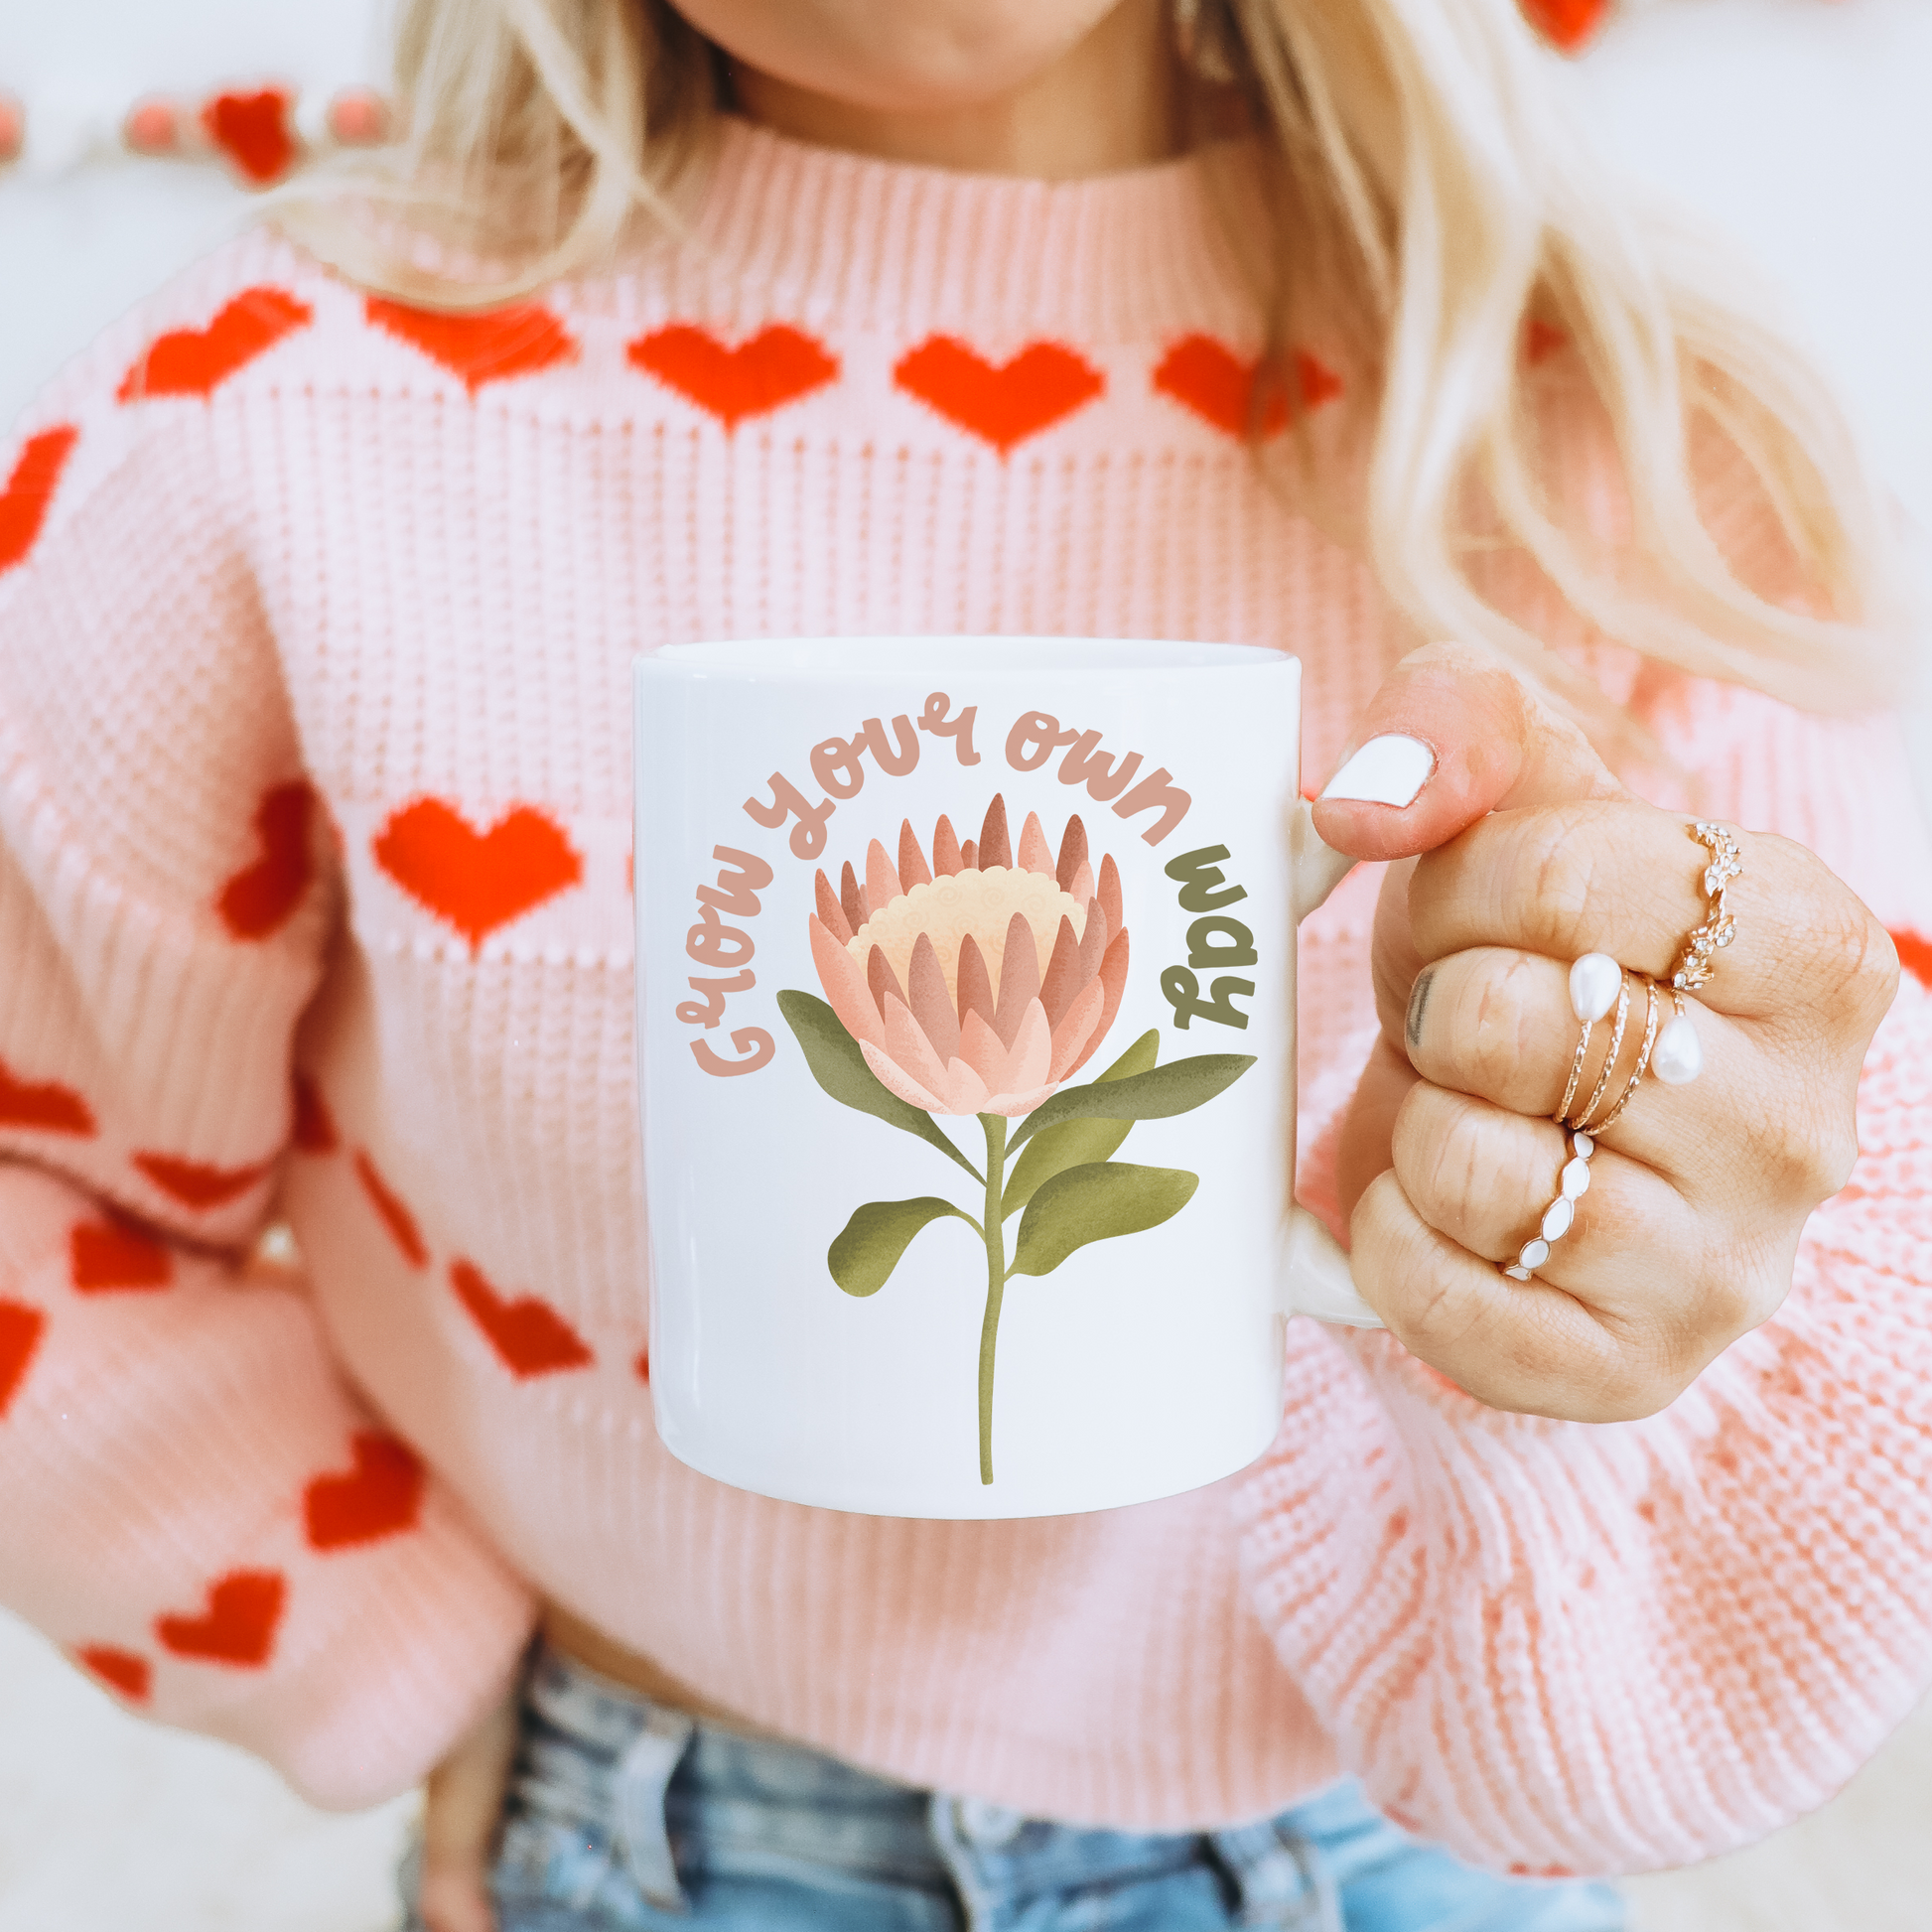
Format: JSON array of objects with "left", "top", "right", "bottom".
[
  {"left": 0, "top": 260, "right": 534, "bottom": 1809},
  {"left": 1243, "top": 649, "right": 1932, "bottom": 1867}
]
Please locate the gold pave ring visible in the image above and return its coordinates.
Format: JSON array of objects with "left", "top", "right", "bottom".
[{"left": 1669, "top": 821, "right": 1741, "bottom": 992}]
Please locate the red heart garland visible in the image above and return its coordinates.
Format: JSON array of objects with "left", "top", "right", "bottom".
[
  {"left": 450, "top": 1259, "right": 594, "bottom": 1379},
  {"left": 201, "top": 90, "right": 299, "bottom": 186},
  {"left": 365, "top": 298, "right": 579, "bottom": 394},
  {"left": 0, "top": 1058, "right": 95, "bottom": 1136},
  {"left": 0, "top": 1301, "right": 46, "bottom": 1420},
  {"left": 70, "top": 1219, "right": 173, "bottom": 1294},
  {"left": 627, "top": 324, "right": 840, "bottom": 429},
  {"left": 893, "top": 337, "right": 1104, "bottom": 454},
  {"left": 217, "top": 781, "right": 317, "bottom": 940},
  {"left": 76, "top": 1645, "right": 152, "bottom": 1703},
  {"left": 354, "top": 1151, "right": 429, "bottom": 1269},
  {"left": 1519, "top": 0, "right": 1610, "bottom": 53},
  {"left": 155, "top": 1571, "right": 286, "bottom": 1668},
  {"left": 0, "top": 426, "right": 80, "bottom": 576},
  {"left": 373, "top": 797, "right": 584, "bottom": 951},
  {"left": 1153, "top": 336, "right": 1343, "bottom": 437},
  {"left": 304, "top": 1432, "right": 426, "bottom": 1551},
  {"left": 118, "top": 288, "right": 313, "bottom": 403},
  {"left": 1890, "top": 929, "right": 1932, "bottom": 991},
  {"left": 133, "top": 1153, "right": 272, "bottom": 1211}
]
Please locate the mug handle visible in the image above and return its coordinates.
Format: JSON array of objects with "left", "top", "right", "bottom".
[{"left": 1281, "top": 798, "right": 1387, "bottom": 1330}]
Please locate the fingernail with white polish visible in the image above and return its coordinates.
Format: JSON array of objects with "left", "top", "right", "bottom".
[{"left": 1319, "top": 734, "right": 1436, "bottom": 807}]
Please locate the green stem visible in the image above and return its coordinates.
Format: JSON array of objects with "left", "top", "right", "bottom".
[{"left": 977, "top": 1114, "right": 1008, "bottom": 1485}]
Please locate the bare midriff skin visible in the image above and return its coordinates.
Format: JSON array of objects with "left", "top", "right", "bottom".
[{"left": 543, "top": 1602, "right": 779, "bottom": 1733}]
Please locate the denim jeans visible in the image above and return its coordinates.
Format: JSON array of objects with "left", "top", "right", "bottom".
[{"left": 399, "top": 1641, "right": 1625, "bottom": 1932}]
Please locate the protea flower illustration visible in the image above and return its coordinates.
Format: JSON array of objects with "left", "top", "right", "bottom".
[
  {"left": 806, "top": 795, "right": 1128, "bottom": 1117},
  {"left": 775, "top": 791, "right": 1253, "bottom": 1488}
]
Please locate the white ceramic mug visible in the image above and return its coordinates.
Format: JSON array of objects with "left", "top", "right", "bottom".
[{"left": 633, "top": 637, "right": 1383, "bottom": 1521}]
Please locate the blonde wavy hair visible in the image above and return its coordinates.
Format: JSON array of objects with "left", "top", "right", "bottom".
[{"left": 277, "top": 0, "right": 1911, "bottom": 732}]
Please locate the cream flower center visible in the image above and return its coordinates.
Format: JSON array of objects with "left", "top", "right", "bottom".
[{"left": 849, "top": 868, "right": 1089, "bottom": 1002}]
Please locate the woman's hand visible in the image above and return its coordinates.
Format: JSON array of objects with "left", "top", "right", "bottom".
[
  {"left": 414, "top": 1684, "right": 520, "bottom": 1932},
  {"left": 1317, "top": 646, "right": 1900, "bottom": 1423}
]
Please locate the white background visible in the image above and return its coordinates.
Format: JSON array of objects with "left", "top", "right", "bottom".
[{"left": 2, "top": 2, "right": 1930, "bottom": 1927}]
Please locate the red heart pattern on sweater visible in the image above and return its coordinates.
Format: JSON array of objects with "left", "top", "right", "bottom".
[
  {"left": 117, "top": 288, "right": 313, "bottom": 402},
  {"left": 373, "top": 798, "right": 585, "bottom": 951},
  {"left": 894, "top": 337, "right": 1104, "bottom": 454},
  {"left": 76, "top": 1645, "right": 152, "bottom": 1703},
  {"left": 133, "top": 1152, "right": 272, "bottom": 1211},
  {"left": 0, "top": 425, "right": 80, "bottom": 577},
  {"left": 1891, "top": 929, "right": 1932, "bottom": 991},
  {"left": 291, "top": 1073, "right": 340, "bottom": 1155},
  {"left": 1153, "top": 336, "right": 1343, "bottom": 437},
  {"left": 304, "top": 1431, "right": 426, "bottom": 1551},
  {"left": 365, "top": 299, "right": 579, "bottom": 394},
  {"left": 1518, "top": 0, "right": 1609, "bottom": 52},
  {"left": 217, "top": 781, "right": 316, "bottom": 940},
  {"left": 155, "top": 1571, "right": 286, "bottom": 1668},
  {"left": 202, "top": 89, "right": 299, "bottom": 186},
  {"left": 70, "top": 1219, "right": 174, "bottom": 1294},
  {"left": 0, "top": 1301, "right": 46, "bottom": 1420},
  {"left": 0, "top": 1059, "right": 95, "bottom": 1137},
  {"left": 451, "top": 1259, "right": 594, "bottom": 1379},
  {"left": 628, "top": 324, "right": 840, "bottom": 429},
  {"left": 354, "top": 1151, "right": 429, "bottom": 1269}
]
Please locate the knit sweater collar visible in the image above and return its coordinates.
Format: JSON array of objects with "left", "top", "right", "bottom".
[{"left": 639, "top": 114, "right": 1270, "bottom": 345}]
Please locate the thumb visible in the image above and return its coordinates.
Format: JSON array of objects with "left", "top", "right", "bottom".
[{"left": 1311, "top": 641, "right": 1628, "bottom": 864}]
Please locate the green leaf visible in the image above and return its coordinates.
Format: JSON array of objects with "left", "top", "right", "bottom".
[
  {"left": 776, "top": 991, "right": 983, "bottom": 1182},
  {"left": 1003, "top": 1030, "right": 1160, "bottom": 1218},
  {"left": 1006, "top": 1051, "right": 1258, "bottom": 1153},
  {"left": 1009, "top": 1163, "right": 1199, "bottom": 1277},
  {"left": 828, "top": 1197, "right": 978, "bottom": 1298}
]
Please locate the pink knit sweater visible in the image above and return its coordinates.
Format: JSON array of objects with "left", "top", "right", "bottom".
[{"left": 2, "top": 121, "right": 1930, "bottom": 1875}]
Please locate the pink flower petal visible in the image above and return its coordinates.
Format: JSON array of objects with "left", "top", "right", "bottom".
[
  {"left": 1099, "top": 854, "right": 1122, "bottom": 935},
  {"left": 982, "top": 1080, "right": 1056, "bottom": 1119},
  {"left": 993, "top": 911, "right": 1040, "bottom": 1047},
  {"left": 1002, "top": 998, "right": 1053, "bottom": 1094},
  {"left": 815, "top": 869, "right": 852, "bottom": 944},
  {"left": 957, "top": 933, "right": 997, "bottom": 1032},
  {"left": 907, "top": 931, "right": 960, "bottom": 1063},
  {"left": 1056, "top": 815, "right": 1088, "bottom": 893},
  {"left": 1048, "top": 974, "right": 1105, "bottom": 1082},
  {"left": 1077, "top": 897, "right": 1108, "bottom": 981},
  {"left": 1064, "top": 929, "right": 1129, "bottom": 1078},
  {"left": 936, "top": 1058, "right": 992, "bottom": 1114},
  {"left": 866, "top": 839, "right": 902, "bottom": 913},
  {"left": 933, "top": 816, "right": 965, "bottom": 876},
  {"left": 959, "top": 1009, "right": 1009, "bottom": 1089},
  {"left": 867, "top": 944, "right": 908, "bottom": 1020},
  {"left": 962, "top": 839, "right": 979, "bottom": 870},
  {"left": 978, "top": 795, "right": 1012, "bottom": 871},
  {"left": 1039, "top": 914, "right": 1084, "bottom": 1029},
  {"left": 840, "top": 862, "right": 868, "bottom": 933},
  {"left": 861, "top": 1038, "right": 945, "bottom": 1112},
  {"left": 897, "top": 820, "right": 932, "bottom": 890},
  {"left": 883, "top": 991, "right": 955, "bottom": 1101},
  {"left": 1067, "top": 859, "right": 1096, "bottom": 914},
  {"left": 810, "top": 918, "right": 886, "bottom": 1049},
  {"left": 1018, "top": 811, "right": 1054, "bottom": 877}
]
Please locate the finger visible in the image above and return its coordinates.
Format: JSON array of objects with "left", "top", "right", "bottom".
[
  {"left": 1312, "top": 641, "right": 1628, "bottom": 865},
  {"left": 418, "top": 1690, "right": 520, "bottom": 1932},
  {"left": 1402, "top": 945, "right": 1770, "bottom": 1192},
  {"left": 1408, "top": 803, "right": 1881, "bottom": 1031},
  {"left": 1336, "top": 1035, "right": 1420, "bottom": 1223},
  {"left": 1390, "top": 1079, "right": 1696, "bottom": 1300},
  {"left": 1350, "top": 1167, "right": 1692, "bottom": 1422}
]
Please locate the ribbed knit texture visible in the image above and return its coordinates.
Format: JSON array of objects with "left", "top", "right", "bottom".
[{"left": 2, "top": 120, "right": 1930, "bottom": 1859}]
